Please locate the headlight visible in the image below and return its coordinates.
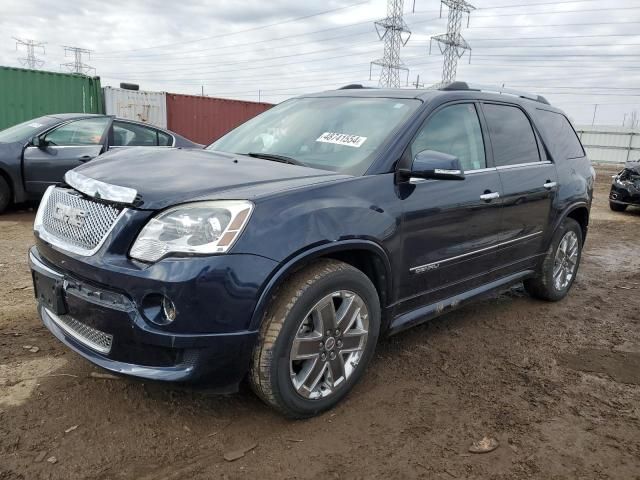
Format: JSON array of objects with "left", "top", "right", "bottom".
[{"left": 130, "top": 200, "right": 253, "bottom": 262}]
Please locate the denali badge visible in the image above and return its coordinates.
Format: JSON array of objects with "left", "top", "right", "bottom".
[{"left": 52, "top": 203, "right": 87, "bottom": 228}]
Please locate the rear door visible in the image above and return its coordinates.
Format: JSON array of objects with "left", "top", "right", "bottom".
[
  {"left": 23, "top": 117, "right": 111, "bottom": 194},
  {"left": 480, "top": 102, "right": 558, "bottom": 271},
  {"left": 398, "top": 102, "right": 504, "bottom": 311}
]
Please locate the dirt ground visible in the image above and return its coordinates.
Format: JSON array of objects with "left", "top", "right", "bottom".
[{"left": 1, "top": 165, "right": 639, "bottom": 480}]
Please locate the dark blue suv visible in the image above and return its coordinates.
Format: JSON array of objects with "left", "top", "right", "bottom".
[{"left": 29, "top": 83, "right": 594, "bottom": 417}]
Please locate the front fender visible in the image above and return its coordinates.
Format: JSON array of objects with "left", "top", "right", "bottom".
[
  {"left": 248, "top": 239, "right": 393, "bottom": 331},
  {"left": 0, "top": 142, "right": 27, "bottom": 202}
]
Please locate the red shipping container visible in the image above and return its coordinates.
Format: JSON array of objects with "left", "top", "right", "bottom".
[{"left": 166, "top": 94, "right": 273, "bottom": 145}]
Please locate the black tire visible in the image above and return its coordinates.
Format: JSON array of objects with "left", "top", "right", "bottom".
[
  {"left": 0, "top": 176, "right": 11, "bottom": 214},
  {"left": 524, "top": 218, "right": 583, "bottom": 302},
  {"left": 609, "top": 201, "right": 627, "bottom": 212},
  {"left": 250, "top": 259, "right": 381, "bottom": 418}
]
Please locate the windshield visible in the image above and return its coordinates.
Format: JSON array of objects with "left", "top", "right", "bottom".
[
  {"left": 207, "top": 97, "right": 421, "bottom": 175},
  {"left": 0, "top": 116, "right": 58, "bottom": 144}
]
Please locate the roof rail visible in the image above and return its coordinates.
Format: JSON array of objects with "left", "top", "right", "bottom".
[{"left": 440, "top": 81, "right": 550, "bottom": 105}]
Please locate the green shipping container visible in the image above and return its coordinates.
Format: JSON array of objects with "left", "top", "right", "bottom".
[{"left": 0, "top": 66, "right": 104, "bottom": 130}]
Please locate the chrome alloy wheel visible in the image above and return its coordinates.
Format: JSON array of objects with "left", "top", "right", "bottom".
[
  {"left": 553, "top": 230, "right": 579, "bottom": 290},
  {"left": 289, "top": 290, "right": 369, "bottom": 399}
]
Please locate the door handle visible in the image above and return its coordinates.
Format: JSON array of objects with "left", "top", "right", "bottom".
[
  {"left": 543, "top": 181, "right": 557, "bottom": 190},
  {"left": 78, "top": 155, "right": 93, "bottom": 162},
  {"left": 480, "top": 192, "right": 500, "bottom": 201}
]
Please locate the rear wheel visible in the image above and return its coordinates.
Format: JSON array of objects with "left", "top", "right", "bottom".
[
  {"left": 250, "top": 259, "right": 380, "bottom": 418},
  {"left": 609, "top": 201, "right": 627, "bottom": 212},
  {"left": 524, "top": 218, "right": 583, "bottom": 302},
  {"left": 0, "top": 176, "right": 11, "bottom": 214}
]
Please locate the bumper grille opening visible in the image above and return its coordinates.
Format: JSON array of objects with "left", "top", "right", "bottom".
[{"left": 46, "top": 308, "right": 114, "bottom": 354}]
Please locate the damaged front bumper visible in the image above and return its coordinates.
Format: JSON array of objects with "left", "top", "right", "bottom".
[{"left": 29, "top": 247, "right": 261, "bottom": 388}]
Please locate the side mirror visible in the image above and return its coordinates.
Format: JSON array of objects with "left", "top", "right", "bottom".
[{"left": 404, "top": 150, "right": 465, "bottom": 181}]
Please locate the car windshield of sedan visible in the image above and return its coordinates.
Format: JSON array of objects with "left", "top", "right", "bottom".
[
  {"left": 207, "top": 96, "right": 421, "bottom": 175},
  {"left": 0, "top": 116, "right": 58, "bottom": 144}
]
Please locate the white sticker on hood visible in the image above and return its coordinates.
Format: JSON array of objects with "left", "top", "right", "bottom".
[
  {"left": 28, "top": 122, "right": 43, "bottom": 128},
  {"left": 316, "top": 132, "right": 367, "bottom": 148}
]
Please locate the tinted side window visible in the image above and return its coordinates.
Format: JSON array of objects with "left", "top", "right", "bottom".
[
  {"left": 536, "top": 109, "right": 584, "bottom": 160},
  {"left": 112, "top": 121, "right": 159, "bottom": 146},
  {"left": 158, "top": 131, "right": 173, "bottom": 146},
  {"left": 483, "top": 104, "right": 540, "bottom": 166},
  {"left": 45, "top": 118, "right": 110, "bottom": 146},
  {"left": 410, "top": 103, "right": 486, "bottom": 171}
]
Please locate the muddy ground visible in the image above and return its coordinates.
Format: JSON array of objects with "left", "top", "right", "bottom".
[{"left": 1, "top": 165, "right": 639, "bottom": 480}]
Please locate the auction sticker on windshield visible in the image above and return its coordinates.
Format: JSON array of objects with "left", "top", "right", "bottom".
[{"left": 316, "top": 132, "right": 367, "bottom": 148}]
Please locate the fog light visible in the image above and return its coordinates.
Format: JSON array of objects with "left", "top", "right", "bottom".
[
  {"left": 162, "top": 296, "right": 177, "bottom": 323},
  {"left": 141, "top": 294, "right": 177, "bottom": 326}
]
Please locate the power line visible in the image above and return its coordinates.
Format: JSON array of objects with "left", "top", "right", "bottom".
[
  {"left": 458, "top": 43, "right": 640, "bottom": 48},
  {"left": 473, "top": 5, "right": 640, "bottom": 17},
  {"left": 476, "top": 0, "right": 635, "bottom": 9},
  {"left": 13, "top": 37, "right": 46, "bottom": 69},
  {"left": 469, "top": 20, "right": 640, "bottom": 28},
  {"left": 102, "top": 41, "right": 381, "bottom": 74},
  {"left": 97, "top": 1, "right": 371, "bottom": 55},
  {"left": 467, "top": 34, "right": 640, "bottom": 41},
  {"left": 370, "top": 0, "right": 412, "bottom": 87}
]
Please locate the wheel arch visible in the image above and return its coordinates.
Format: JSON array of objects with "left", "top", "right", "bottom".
[
  {"left": 0, "top": 168, "right": 14, "bottom": 203},
  {"left": 562, "top": 203, "right": 590, "bottom": 242},
  {"left": 249, "top": 240, "right": 393, "bottom": 331}
]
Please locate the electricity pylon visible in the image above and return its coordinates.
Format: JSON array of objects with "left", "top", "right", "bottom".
[
  {"left": 430, "top": 0, "right": 475, "bottom": 86},
  {"left": 370, "top": 0, "right": 411, "bottom": 88}
]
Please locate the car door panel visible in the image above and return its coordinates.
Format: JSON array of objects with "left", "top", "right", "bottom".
[
  {"left": 396, "top": 102, "right": 504, "bottom": 313},
  {"left": 23, "top": 145, "right": 103, "bottom": 194},
  {"left": 496, "top": 162, "right": 558, "bottom": 267},
  {"left": 397, "top": 169, "right": 503, "bottom": 312},
  {"left": 22, "top": 117, "right": 110, "bottom": 194},
  {"left": 480, "top": 102, "right": 558, "bottom": 271}
]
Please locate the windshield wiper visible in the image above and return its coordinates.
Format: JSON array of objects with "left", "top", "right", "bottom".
[{"left": 244, "top": 152, "right": 307, "bottom": 167}]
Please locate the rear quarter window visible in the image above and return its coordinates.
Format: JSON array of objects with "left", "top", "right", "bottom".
[{"left": 535, "top": 109, "right": 585, "bottom": 160}]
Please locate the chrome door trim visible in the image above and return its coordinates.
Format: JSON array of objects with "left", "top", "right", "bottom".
[
  {"left": 466, "top": 166, "right": 497, "bottom": 175},
  {"left": 495, "top": 161, "right": 552, "bottom": 171},
  {"left": 410, "top": 231, "right": 543, "bottom": 274}
]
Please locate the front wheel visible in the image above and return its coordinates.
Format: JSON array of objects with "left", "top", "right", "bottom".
[
  {"left": 524, "top": 218, "right": 583, "bottom": 302},
  {"left": 250, "top": 259, "right": 380, "bottom": 418}
]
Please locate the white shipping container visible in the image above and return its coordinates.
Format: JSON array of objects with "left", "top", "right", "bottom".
[{"left": 103, "top": 87, "right": 167, "bottom": 129}]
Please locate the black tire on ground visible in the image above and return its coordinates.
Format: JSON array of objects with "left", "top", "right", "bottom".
[
  {"left": 250, "top": 259, "right": 381, "bottom": 418},
  {"left": 0, "top": 176, "right": 11, "bottom": 214},
  {"left": 524, "top": 218, "right": 583, "bottom": 302},
  {"left": 609, "top": 201, "right": 627, "bottom": 212}
]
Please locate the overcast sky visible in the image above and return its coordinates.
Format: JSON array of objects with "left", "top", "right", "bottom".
[{"left": 2, "top": 0, "right": 640, "bottom": 125}]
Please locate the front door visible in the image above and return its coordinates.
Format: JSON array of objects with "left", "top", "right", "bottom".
[
  {"left": 23, "top": 117, "right": 111, "bottom": 194},
  {"left": 480, "top": 102, "right": 558, "bottom": 270},
  {"left": 397, "top": 102, "right": 504, "bottom": 312}
]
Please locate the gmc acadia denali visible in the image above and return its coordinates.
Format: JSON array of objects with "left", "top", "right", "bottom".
[{"left": 29, "top": 83, "right": 594, "bottom": 418}]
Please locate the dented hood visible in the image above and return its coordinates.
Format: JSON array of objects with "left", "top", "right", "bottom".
[{"left": 68, "top": 147, "right": 349, "bottom": 210}]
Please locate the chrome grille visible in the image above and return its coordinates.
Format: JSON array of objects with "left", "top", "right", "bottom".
[
  {"left": 46, "top": 308, "right": 113, "bottom": 354},
  {"left": 40, "top": 188, "right": 122, "bottom": 255}
]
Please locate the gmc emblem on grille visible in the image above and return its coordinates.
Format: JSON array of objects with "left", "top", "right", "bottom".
[{"left": 53, "top": 203, "right": 87, "bottom": 228}]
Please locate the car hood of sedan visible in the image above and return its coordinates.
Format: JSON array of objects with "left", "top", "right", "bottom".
[{"left": 68, "top": 147, "right": 350, "bottom": 210}]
